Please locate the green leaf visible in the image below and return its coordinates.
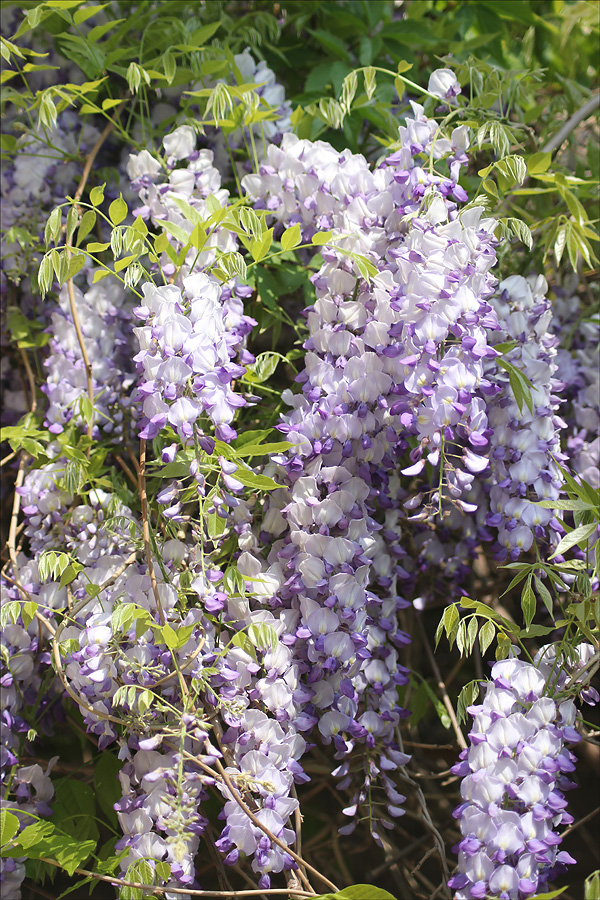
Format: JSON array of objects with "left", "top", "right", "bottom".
[
  {"left": 247, "top": 622, "right": 278, "bottom": 652},
  {"left": 551, "top": 522, "right": 598, "bottom": 559},
  {"left": 231, "top": 468, "right": 283, "bottom": 491},
  {"left": 114, "top": 254, "right": 136, "bottom": 273},
  {"left": 530, "top": 889, "right": 569, "bottom": 900},
  {"left": 206, "top": 510, "right": 226, "bottom": 540},
  {"left": 535, "top": 499, "right": 595, "bottom": 512},
  {"left": 442, "top": 603, "right": 459, "bottom": 646},
  {"left": 45, "top": 207, "right": 62, "bottom": 247},
  {"left": 161, "top": 623, "right": 178, "bottom": 649},
  {"left": 497, "top": 358, "right": 534, "bottom": 414},
  {"left": 521, "top": 578, "right": 536, "bottom": 630},
  {"left": 0, "top": 809, "right": 20, "bottom": 846},
  {"left": 234, "top": 441, "right": 293, "bottom": 458},
  {"left": 323, "top": 886, "right": 398, "bottom": 900},
  {"left": 456, "top": 680, "right": 480, "bottom": 725},
  {"left": 51, "top": 835, "right": 96, "bottom": 876},
  {"left": 59, "top": 562, "right": 84, "bottom": 587},
  {"left": 364, "top": 66, "right": 377, "bottom": 100},
  {"left": 527, "top": 151, "right": 552, "bottom": 175},
  {"left": 496, "top": 632, "right": 512, "bottom": 660},
  {"left": 534, "top": 575, "right": 554, "bottom": 618},
  {"left": 307, "top": 29, "right": 352, "bottom": 64},
  {"left": 250, "top": 227, "right": 274, "bottom": 262},
  {"left": 188, "top": 20, "right": 221, "bottom": 47},
  {"left": 88, "top": 18, "right": 124, "bottom": 43},
  {"left": 77, "top": 210, "right": 96, "bottom": 246},
  {"left": 21, "top": 600, "right": 38, "bottom": 628},
  {"left": 64, "top": 253, "right": 86, "bottom": 283},
  {"left": 92, "top": 269, "right": 111, "bottom": 284},
  {"left": 89, "top": 184, "right": 105, "bottom": 206},
  {"left": 15, "top": 820, "right": 54, "bottom": 850},
  {"left": 281, "top": 223, "right": 302, "bottom": 252},
  {"left": 161, "top": 218, "right": 191, "bottom": 246},
  {"left": 46, "top": 1, "right": 83, "bottom": 8},
  {"left": 109, "top": 195, "right": 127, "bottom": 225},
  {"left": 312, "top": 230, "right": 334, "bottom": 245},
  {"left": 244, "top": 351, "right": 279, "bottom": 384},
  {"left": 479, "top": 620, "right": 495, "bottom": 656},
  {"left": 102, "top": 97, "right": 123, "bottom": 110},
  {"left": 0, "top": 134, "right": 18, "bottom": 153},
  {"left": 161, "top": 623, "right": 195, "bottom": 650},
  {"left": 73, "top": 3, "right": 108, "bottom": 25},
  {"left": 584, "top": 870, "right": 600, "bottom": 900},
  {"left": 170, "top": 196, "right": 205, "bottom": 228},
  {"left": 53, "top": 781, "right": 99, "bottom": 843}
]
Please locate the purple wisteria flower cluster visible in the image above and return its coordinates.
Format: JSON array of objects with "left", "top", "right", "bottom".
[
  {"left": 486, "top": 274, "right": 565, "bottom": 559},
  {"left": 1, "top": 112, "right": 99, "bottom": 308},
  {"left": 551, "top": 284, "right": 600, "bottom": 489},
  {"left": 1, "top": 564, "right": 63, "bottom": 899},
  {"left": 133, "top": 275, "right": 248, "bottom": 443},
  {"left": 43, "top": 273, "right": 137, "bottom": 439},
  {"left": 2, "top": 40, "right": 596, "bottom": 898},
  {"left": 449, "top": 654, "right": 579, "bottom": 900}
]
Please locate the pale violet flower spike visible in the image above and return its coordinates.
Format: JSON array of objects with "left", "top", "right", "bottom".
[
  {"left": 163, "top": 125, "right": 197, "bottom": 164},
  {"left": 449, "top": 653, "right": 579, "bottom": 900},
  {"left": 428, "top": 68, "right": 462, "bottom": 103}
]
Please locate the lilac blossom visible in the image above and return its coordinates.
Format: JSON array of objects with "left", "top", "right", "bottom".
[
  {"left": 486, "top": 275, "right": 565, "bottom": 560},
  {"left": 551, "top": 286, "right": 600, "bottom": 489},
  {"left": 132, "top": 274, "right": 249, "bottom": 443},
  {"left": 0, "top": 758, "right": 57, "bottom": 900},
  {"left": 449, "top": 654, "right": 579, "bottom": 900},
  {"left": 42, "top": 271, "right": 137, "bottom": 439}
]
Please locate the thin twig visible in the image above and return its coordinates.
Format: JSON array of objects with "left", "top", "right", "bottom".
[
  {"left": 562, "top": 804, "right": 600, "bottom": 838},
  {"left": 542, "top": 93, "right": 600, "bottom": 154},
  {"left": 19, "top": 347, "right": 37, "bottom": 414},
  {"left": 28, "top": 859, "right": 316, "bottom": 898},
  {"left": 170, "top": 740, "right": 332, "bottom": 896},
  {"left": 5, "top": 454, "right": 28, "bottom": 602},
  {"left": 139, "top": 438, "right": 167, "bottom": 625},
  {"left": 416, "top": 616, "right": 467, "bottom": 750},
  {"left": 64, "top": 113, "right": 125, "bottom": 446},
  {"left": 213, "top": 756, "right": 329, "bottom": 894},
  {"left": 115, "top": 453, "right": 139, "bottom": 488},
  {"left": 289, "top": 783, "right": 314, "bottom": 895}
]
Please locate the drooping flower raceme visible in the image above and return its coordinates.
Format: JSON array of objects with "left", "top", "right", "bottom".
[
  {"left": 486, "top": 275, "right": 565, "bottom": 560},
  {"left": 551, "top": 286, "right": 600, "bottom": 489},
  {"left": 133, "top": 274, "right": 248, "bottom": 443},
  {"left": 42, "top": 272, "right": 136, "bottom": 439},
  {"left": 449, "top": 655, "right": 579, "bottom": 900}
]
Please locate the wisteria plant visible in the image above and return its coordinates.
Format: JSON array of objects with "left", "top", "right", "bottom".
[{"left": 1, "top": 3, "right": 599, "bottom": 900}]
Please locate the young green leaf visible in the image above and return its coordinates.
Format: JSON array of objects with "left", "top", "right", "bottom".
[
  {"left": 281, "top": 223, "right": 301, "bottom": 252},
  {"left": 109, "top": 195, "right": 128, "bottom": 226}
]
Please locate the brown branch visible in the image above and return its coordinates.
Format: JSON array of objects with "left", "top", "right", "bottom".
[
  {"left": 170, "top": 741, "right": 332, "bottom": 896},
  {"left": 30, "top": 859, "right": 315, "bottom": 898},
  {"left": 73, "top": 115, "right": 124, "bottom": 207},
  {"left": 562, "top": 804, "right": 600, "bottom": 838},
  {"left": 6, "top": 454, "right": 28, "bottom": 595},
  {"left": 542, "top": 93, "right": 600, "bottom": 154},
  {"left": 64, "top": 113, "right": 125, "bottom": 446},
  {"left": 115, "top": 452, "right": 138, "bottom": 488},
  {"left": 139, "top": 438, "right": 166, "bottom": 626},
  {"left": 289, "top": 783, "right": 313, "bottom": 894},
  {"left": 416, "top": 616, "right": 467, "bottom": 750},
  {"left": 212, "top": 756, "right": 331, "bottom": 894},
  {"left": 19, "top": 346, "right": 37, "bottom": 414}
]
